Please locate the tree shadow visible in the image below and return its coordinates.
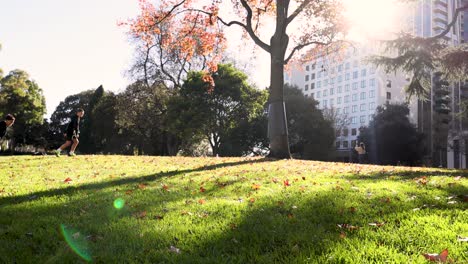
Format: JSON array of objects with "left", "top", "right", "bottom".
[
  {"left": 0, "top": 157, "right": 275, "bottom": 207},
  {"left": 1, "top": 178, "right": 466, "bottom": 263}
]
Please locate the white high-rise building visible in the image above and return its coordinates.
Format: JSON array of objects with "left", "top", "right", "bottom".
[{"left": 285, "top": 43, "right": 415, "bottom": 161}]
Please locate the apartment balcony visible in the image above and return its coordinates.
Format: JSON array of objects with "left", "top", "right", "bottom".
[
  {"left": 433, "top": 12, "right": 448, "bottom": 23},
  {"left": 434, "top": 0, "right": 448, "bottom": 8},
  {"left": 433, "top": 21, "right": 447, "bottom": 31}
]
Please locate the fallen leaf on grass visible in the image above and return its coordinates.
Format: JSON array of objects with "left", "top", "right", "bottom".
[
  {"left": 283, "top": 180, "right": 291, "bottom": 187},
  {"left": 154, "top": 215, "right": 164, "bottom": 220},
  {"left": 249, "top": 198, "right": 255, "bottom": 204},
  {"left": 339, "top": 232, "right": 346, "bottom": 239},
  {"left": 423, "top": 249, "right": 448, "bottom": 262},
  {"left": 199, "top": 187, "right": 206, "bottom": 193},
  {"left": 64, "top": 177, "right": 72, "bottom": 183},
  {"left": 138, "top": 183, "right": 147, "bottom": 189},
  {"left": 134, "top": 211, "right": 147, "bottom": 219},
  {"left": 125, "top": 190, "right": 133, "bottom": 195},
  {"left": 162, "top": 184, "right": 169, "bottom": 191},
  {"left": 337, "top": 224, "right": 359, "bottom": 231},
  {"left": 457, "top": 236, "right": 468, "bottom": 242},
  {"left": 368, "top": 222, "right": 385, "bottom": 227},
  {"left": 169, "top": 245, "right": 181, "bottom": 254},
  {"left": 349, "top": 207, "right": 357, "bottom": 213},
  {"left": 251, "top": 184, "right": 261, "bottom": 190},
  {"left": 198, "top": 199, "right": 206, "bottom": 205}
]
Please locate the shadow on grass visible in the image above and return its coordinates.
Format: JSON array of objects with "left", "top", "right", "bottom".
[
  {"left": 1, "top": 176, "right": 466, "bottom": 263},
  {"left": 0, "top": 158, "right": 275, "bottom": 207}
]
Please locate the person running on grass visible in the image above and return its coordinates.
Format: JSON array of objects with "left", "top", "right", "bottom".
[{"left": 55, "top": 108, "right": 84, "bottom": 156}]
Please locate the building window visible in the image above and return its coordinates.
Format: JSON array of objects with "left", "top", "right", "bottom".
[
  {"left": 323, "top": 89, "right": 328, "bottom": 97},
  {"left": 330, "top": 77, "right": 335, "bottom": 85},
  {"left": 345, "top": 84, "right": 350, "bottom": 92},
  {"left": 351, "top": 117, "right": 357, "bottom": 124},
  {"left": 311, "top": 63, "right": 316, "bottom": 70},
  {"left": 311, "top": 73, "right": 315, "bottom": 80},
  {"left": 336, "top": 141, "right": 341, "bottom": 149},
  {"left": 311, "top": 93, "right": 314, "bottom": 99},
  {"left": 345, "top": 62, "right": 350, "bottom": 70},
  {"left": 306, "top": 65, "right": 310, "bottom": 71},
  {"left": 343, "top": 140, "right": 349, "bottom": 148},
  {"left": 305, "top": 75, "right": 309, "bottom": 81},
  {"left": 351, "top": 140, "right": 357, "bottom": 148},
  {"left": 324, "top": 79, "right": 329, "bottom": 86},
  {"left": 352, "top": 105, "right": 358, "bottom": 113},
  {"left": 360, "top": 103, "right": 366, "bottom": 111},
  {"left": 386, "top": 80, "right": 391, "bottom": 88},
  {"left": 317, "top": 81, "right": 321, "bottom": 88},
  {"left": 344, "top": 95, "right": 350, "bottom": 103},
  {"left": 352, "top": 82, "right": 358, "bottom": 90},
  {"left": 369, "top": 102, "right": 375, "bottom": 110},
  {"left": 337, "top": 108, "right": 341, "bottom": 114},
  {"left": 343, "top": 128, "right": 349, "bottom": 136},
  {"left": 351, "top": 128, "right": 357, "bottom": 136},
  {"left": 305, "top": 84, "right": 309, "bottom": 91},
  {"left": 387, "top": 92, "right": 391, "bottom": 100},
  {"left": 330, "top": 99, "right": 334, "bottom": 106},
  {"left": 369, "top": 90, "right": 375, "bottom": 98},
  {"left": 305, "top": 94, "right": 309, "bottom": 98},
  {"left": 311, "top": 83, "right": 315, "bottom": 89},
  {"left": 344, "top": 107, "right": 349, "bottom": 114},
  {"left": 361, "top": 80, "right": 366, "bottom": 88},
  {"left": 337, "top": 86, "right": 342, "bottom": 93},
  {"left": 338, "top": 64, "right": 343, "bottom": 72},
  {"left": 323, "top": 100, "right": 328, "bottom": 107},
  {"left": 360, "top": 115, "right": 366, "bottom": 123},
  {"left": 318, "top": 71, "right": 322, "bottom": 78},
  {"left": 353, "top": 71, "right": 359, "bottom": 79},
  {"left": 360, "top": 92, "right": 366, "bottom": 100},
  {"left": 337, "top": 97, "right": 342, "bottom": 104},
  {"left": 352, "top": 94, "right": 358, "bottom": 101},
  {"left": 317, "top": 91, "right": 321, "bottom": 98},
  {"left": 330, "top": 88, "right": 334, "bottom": 95},
  {"left": 369, "top": 78, "right": 375, "bottom": 87},
  {"left": 361, "top": 69, "right": 367, "bottom": 77},
  {"left": 353, "top": 60, "right": 358, "bottom": 67},
  {"left": 345, "top": 73, "right": 350, "bottom": 80},
  {"left": 338, "top": 75, "right": 343, "bottom": 83}
]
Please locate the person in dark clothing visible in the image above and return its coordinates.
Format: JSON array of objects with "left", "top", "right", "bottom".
[
  {"left": 55, "top": 108, "right": 84, "bottom": 156},
  {"left": 0, "top": 114, "right": 15, "bottom": 138}
]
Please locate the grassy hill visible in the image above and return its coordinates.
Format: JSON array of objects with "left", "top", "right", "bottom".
[{"left": 0, "top": 155, "right": 467, "bottom": 263}]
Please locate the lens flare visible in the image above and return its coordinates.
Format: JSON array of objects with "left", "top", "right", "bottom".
[
  {"left": 60, "top": 224, "right": 92, "bottom": 262},
  {"left": 113, "top": 198, "right": 125, "bottom": 209}
]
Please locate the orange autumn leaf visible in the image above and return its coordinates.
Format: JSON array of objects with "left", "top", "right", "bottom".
[
  {"left": 251, "top": 184, "right": 261, "bottom": 190},
  {"left": 135, "top": 211, "right": 147, "bottom": 219},
  {"left": 64, "top": 177, "right": 72, "bottom": 183},
  {"left": 200, "top": 186, "right": 206, "bottom": 193},
  {"left": 198, "top": 199, "right": 206, "bottom": 204},
  {"left": 423, "top": 249, "right": 448, "bottom": 262},
  {"left": 125, "top": 190, "right": 133, "bottom": 195},
  {"left": 249, "top": 198, "right": 255, "bottom": 203},
  {"left": 162, "top": 184, "right": 169, "bottom": 191},
  {"left": 138, "top": 183, "right": 147, "bottom": 189}
]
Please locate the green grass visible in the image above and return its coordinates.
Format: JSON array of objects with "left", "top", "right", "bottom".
[{"left": 0, "top": 155, "right": 467, "bottom": 263}]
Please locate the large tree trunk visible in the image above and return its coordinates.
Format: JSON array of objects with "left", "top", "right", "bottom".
[{"left": 267, "top": 8, "right": 291, "bottom": 159}]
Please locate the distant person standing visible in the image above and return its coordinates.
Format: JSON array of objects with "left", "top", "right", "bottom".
[
  {"left": 0, "top": 114, "right": 15, "bottom": 138},
  {"left": 55, "top": 108, "right": 84, "bottom": 157},
  {"left": 355, "top": 142, "right": 366, "bottom": 164},
  {"left": 0, "top": 114, "right": 15, "bottom": 152}
]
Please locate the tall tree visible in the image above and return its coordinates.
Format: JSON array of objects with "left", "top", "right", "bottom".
[
  {"left": 122, "top": 0, "right": 347, "bottom": 158},
  {"left": 0, "top": 69, "right": 47, "bottom": 146},
  {"left": 166, "top": 64, "right": 268, "bottom": 156},
  {"left": 358, "top": 103, "right": 424, "bottom": 166}
]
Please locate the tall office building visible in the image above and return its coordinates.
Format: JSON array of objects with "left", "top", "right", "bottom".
[
  {"left": 285, "top": 43, "right": 416, "bottom": 162},
  {"left": 285, "top": 0, "right": 466, "bottom": 166},
  {"left": 411, "top": 0, "right": 465, "bottom": 168}
]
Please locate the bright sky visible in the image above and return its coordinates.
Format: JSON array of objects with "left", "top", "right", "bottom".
[{"left": 0, "top": 0, "right": 404, "bottom": 118}]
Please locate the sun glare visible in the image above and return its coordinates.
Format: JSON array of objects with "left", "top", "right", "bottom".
[{"left": 344, "top": 0, "right": 404, "bottom": 41}]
